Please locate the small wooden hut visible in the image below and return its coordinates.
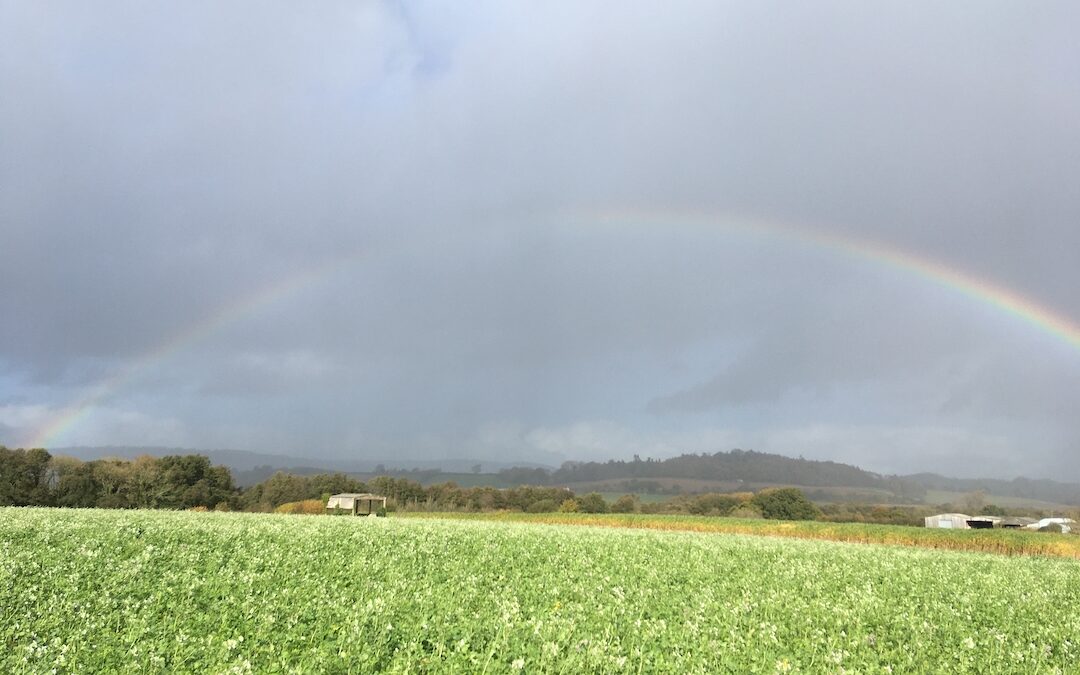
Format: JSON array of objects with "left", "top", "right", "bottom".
[{"left": 326, "top": 493, "right": 387, "bottom": 516}]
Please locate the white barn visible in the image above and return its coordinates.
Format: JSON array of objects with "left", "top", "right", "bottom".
[{"left": 924, "top": 513, "right": 971, "bottom": 529}]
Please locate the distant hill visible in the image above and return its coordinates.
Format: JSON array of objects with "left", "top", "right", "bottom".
[
  {"left": 498, "top": 450, "right": 1080, "bottom": 506},
  {"left": 904, "top": 472, "right": 1080, "bottom": 508},
  {"left": 497, "top": 450, "right": 921, "bottom": 501},
  {"left": 548, "top": 449, "right": 886, "bottom": 488}
]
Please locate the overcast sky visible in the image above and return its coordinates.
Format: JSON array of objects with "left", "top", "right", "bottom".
[{"left": 2, "top": 2, "right": 1079, "bottom": 479}]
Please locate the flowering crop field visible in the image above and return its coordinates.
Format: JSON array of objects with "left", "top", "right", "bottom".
[{"left": 3, "top": 508, "right": 1080, "bottom": 673}]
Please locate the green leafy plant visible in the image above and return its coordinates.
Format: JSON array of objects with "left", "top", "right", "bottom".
[{"left": 4, "top": 507, "right": 1080, "bottom": 672}]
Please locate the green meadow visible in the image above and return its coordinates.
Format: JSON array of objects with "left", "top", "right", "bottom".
[{"left": 5, "top": 508, "right": 1080, "bottom": 673}]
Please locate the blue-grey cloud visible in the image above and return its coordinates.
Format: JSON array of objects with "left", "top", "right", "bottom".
[{"left": 2, "top": 1, "right": 1079, "bottom": 478}]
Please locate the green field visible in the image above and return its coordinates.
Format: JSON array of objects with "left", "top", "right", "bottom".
[
  {"left": 401, "top": 511, "right": 1080, "bottom": 558},
  {"left": 4, "top": 509, "right": 1080, "bottom": 673}
]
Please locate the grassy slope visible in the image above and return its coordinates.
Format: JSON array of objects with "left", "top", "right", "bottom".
[
  {"left": 398, "top": 511, "right": 1080, "bottom": 559},
  {"left": 923, "top": 489, "right": 1075, "bottom": 512}
]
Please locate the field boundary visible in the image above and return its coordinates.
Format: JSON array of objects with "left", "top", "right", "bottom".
[{"left": 397, "top": 511, "right": 1080, "bottom": 559}]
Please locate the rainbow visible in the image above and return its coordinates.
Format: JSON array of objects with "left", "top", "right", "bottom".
[
  {"left": 26, "top": 211, "right": 1080, "bottom": 449},
  {"left": 26, "top": 248, "right": 367, "bottom": 449},
  {"left": 595, "top": 209, "right": 1080, "bottom": 352}
]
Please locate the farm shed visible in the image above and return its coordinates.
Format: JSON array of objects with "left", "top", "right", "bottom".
[
  {"left": 924, "top": 513, "right": 971, "bottom": 529},
  {"left": 966, "top": 516, "right": 1002, "bottom": 529},
  {"left": 326, "top": 493, "right": 386, "bottom": 516},
  {"left": 1028, "top": 517, "right": 1076, "bottom": 534},
  {"left": 1001, "top": 517, "right": 1037, "bottom": 529}
]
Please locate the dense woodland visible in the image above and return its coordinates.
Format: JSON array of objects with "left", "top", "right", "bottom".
[{"left": 1, "top": 447, "right": 236, "bottom": 510}]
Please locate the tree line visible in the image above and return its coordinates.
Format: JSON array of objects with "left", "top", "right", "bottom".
[
  {"left": 1, "top": 447, "right": 235, "bottom": 510},
  {"left": 0, "top": 446, "right": 825, "bottom": 522},
  {"left": 0, "top": 447, "right": 583, "bottom": 514}
]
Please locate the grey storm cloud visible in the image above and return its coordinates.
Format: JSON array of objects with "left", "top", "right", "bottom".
[{"left": 2, "top": 1, "right": 1079, "bottom": 478}]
